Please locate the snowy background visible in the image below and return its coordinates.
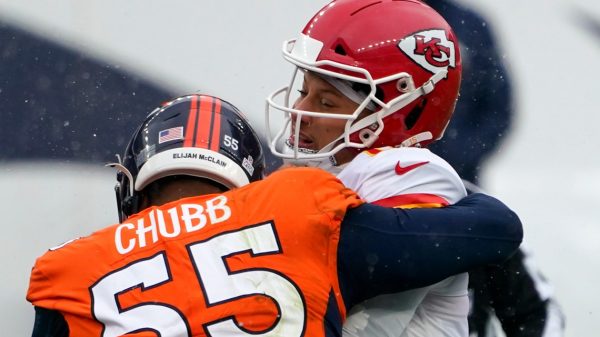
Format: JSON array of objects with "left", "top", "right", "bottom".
[{"left": 0, "top": 0, "right": 598, "bottom": 336}]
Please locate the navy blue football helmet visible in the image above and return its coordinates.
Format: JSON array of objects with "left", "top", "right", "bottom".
[{"left": 110, "top": 94, "right": 265, "bottom": 221}]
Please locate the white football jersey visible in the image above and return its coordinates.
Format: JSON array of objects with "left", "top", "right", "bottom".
[{"left": 338, "top": 147, "right": 469, "bottom": 337}]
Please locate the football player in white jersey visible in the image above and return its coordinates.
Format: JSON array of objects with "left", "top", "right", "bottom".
[{"left": 265, "top": 1, "right": 479, "bottom": 336}]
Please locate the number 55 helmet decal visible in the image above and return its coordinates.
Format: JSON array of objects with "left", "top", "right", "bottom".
[
  {"left": 266, "top": 0, "right": 462, "bottom": 162},
  {"left": 110, "top": 94, "right": 265, "bottom": 221}
]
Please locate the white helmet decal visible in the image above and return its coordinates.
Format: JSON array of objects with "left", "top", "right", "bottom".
[{"left": 398, "top": 29, "right": 456, "bottom": 75}]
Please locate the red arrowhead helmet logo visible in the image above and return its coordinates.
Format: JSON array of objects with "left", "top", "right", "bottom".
[{"left": 398, "top": 29, "right": 457, "bottom": 76}]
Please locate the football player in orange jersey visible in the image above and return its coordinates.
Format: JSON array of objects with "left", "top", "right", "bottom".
[{"left": 27, "top": 94, "right": 522, "bottom": 337}]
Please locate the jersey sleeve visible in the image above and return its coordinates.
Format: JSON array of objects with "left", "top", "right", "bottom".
[
  {"left": 27, "top": 239, "right": 87, "bottom": 310},
  {"left": 337, "top": 193, "right": 523, "bottom": 309},
  {"left": 27, "top": 257, "right": 56, "bottom": 309},
  {"left": 469, "top": 247, "right": 566, "bottom": 337},
  {"left": 31, "top": 307, "right": 69, "bottom": 337},
  {"left": 26, "top": 227, "right": 117, "bottom": 326}
]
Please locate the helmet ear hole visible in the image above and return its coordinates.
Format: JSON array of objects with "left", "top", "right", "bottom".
[
  {"left": 405, "top": 99, "right": 427, "bottom": 130},
  {"left": 334, "top": 44, "right": 347, "bottom": 56}
]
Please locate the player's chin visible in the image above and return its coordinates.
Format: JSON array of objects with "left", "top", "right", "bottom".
[{"left": 278, "top": 162, "right": 306, "bottom": 170}]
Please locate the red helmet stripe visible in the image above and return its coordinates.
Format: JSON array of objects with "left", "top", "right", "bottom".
[
  {"left": 209, "top": 98, "right": 222, "bottom": 152},
  {"left": 183, "top": 95, "right": 199, "bottom": 147},
  {"left": 195, "top": 96, "right": 214, "bottom": 148}
]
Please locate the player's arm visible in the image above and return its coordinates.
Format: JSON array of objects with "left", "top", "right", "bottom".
[
  {"left": 337, "top": 192, "right": 523, "bottom": 309},
  {"left": 30, "top": 306, "right": 68, "bottom": 337},
  {"left": 463, "top": 183, "right": 565, "bottom": 337},
  {"left": 471, "top": 249, "right": 565, "bottom": 337}
]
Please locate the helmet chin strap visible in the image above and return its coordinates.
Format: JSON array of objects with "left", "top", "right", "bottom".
[
  {"left": 281, "top": 140, "right": 325, "bottom": 167},
  {"left": 282, "top": 155, "right": 348, "bottom": 175},
  {"left": 314, "top": 158, "right": 348, "bottom": 175},
  {"left": 282, "top": 139, "right": 350, "bottom": 175}
]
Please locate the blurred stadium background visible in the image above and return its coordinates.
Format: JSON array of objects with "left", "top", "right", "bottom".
[{"left": 1, "top": 1, "right": 598, "bottom": 336}]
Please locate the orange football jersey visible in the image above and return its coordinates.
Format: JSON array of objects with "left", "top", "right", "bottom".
[{"left": 27, "top": 167, "right": 362, "bottom": 337}]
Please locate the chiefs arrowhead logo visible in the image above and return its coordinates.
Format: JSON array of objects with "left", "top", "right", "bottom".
[{"left": 398, "top": 29, "right": 456, "bottom": 76}]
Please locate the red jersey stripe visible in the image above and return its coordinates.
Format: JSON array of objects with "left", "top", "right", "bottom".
[
  {"left": 373, "top": 193, "right": 449, "bottom": 209},
  {"left": 364, "top": 148, "right": 383, "bottom": 156}
]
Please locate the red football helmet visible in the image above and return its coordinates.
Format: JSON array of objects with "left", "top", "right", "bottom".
[{"left": 266, "top": 0, "right": 462, "bottom": 163}]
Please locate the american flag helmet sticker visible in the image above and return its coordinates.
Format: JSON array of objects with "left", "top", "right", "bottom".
[{"left": 158, "top": 126, "right": 184, "bottom": 144}]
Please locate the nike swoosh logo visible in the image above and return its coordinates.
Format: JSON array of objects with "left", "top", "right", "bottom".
[{"left": 395, "top": 160, "right": 429, "bottom": 175}]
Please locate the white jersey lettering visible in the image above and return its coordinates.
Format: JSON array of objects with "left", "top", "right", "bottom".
[{"left": 114, "top": 195, "right": 232, "bottom": 255}]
